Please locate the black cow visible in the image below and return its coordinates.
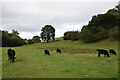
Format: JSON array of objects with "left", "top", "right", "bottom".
[
  {"left": 96, "top": 49, "right": 110, "bottom": 57},
  {"left": 8, "top": 49, "right": 16, "bottom": 62},
  {"left": 109, "top": 49, "right": 117, "bottom": 55},
  {"left": 44, "top": 50, "right": 50, "bottom": 56},
  {"left": 56, "top": 49, "right": 61, "bottom": 53}
]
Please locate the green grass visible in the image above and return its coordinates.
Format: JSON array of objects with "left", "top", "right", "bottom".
[{"left": 2, "top": 39, "right": 118, "bottom": 78}]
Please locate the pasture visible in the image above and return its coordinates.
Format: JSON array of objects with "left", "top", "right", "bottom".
[{"left": 2, "top": 38, "right": 118, "bottom": 78}]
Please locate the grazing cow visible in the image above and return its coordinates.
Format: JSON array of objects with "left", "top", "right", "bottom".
[
  {"left": 96, "top": 49, "right": 110, "bottom": 57},
  {"left": 109, "top": 49, "right": 117, "bottom": 55},
  {"left": 8, "top": 49, "right": 16, "bottom": 62},
  {"left": 44, "top": 50, "right": 50, "bottom": 55},
  {"left": 56, "top": 49, "right": 61, "bottom": 53}
]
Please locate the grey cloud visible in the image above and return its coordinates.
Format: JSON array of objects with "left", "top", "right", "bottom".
[{"left": 1, "top": 2, "right": 118, "bottom": 38}]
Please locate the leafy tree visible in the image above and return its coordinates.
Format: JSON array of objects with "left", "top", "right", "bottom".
[
  {"left": 2, "top": 30, "right": 26, "bottom": 47},
  {"left": 109, "top": 26, "right": 120, "bottom": 40},
  {"left": 12, "top": 30, "right": 19, "bottom": 35},
  {"left": 8, "top": 35, "right": 26, "bottom": 47},
  {"left": 116, "top": 1, "right": 120, "bottom": 10},
  {"left": 2, "top": 30, "right": 9, "bottom": 46},
  {"left": 79, "top": 2, "right": 120, "bottom": 43},
  {"left": 27, "top": 39, "right": 34, "bottom": 44},
  {"left": 79, "top": 26, "right": 93, "bottom": 43},
  {"left": 63, "top": 31, "right": 80, "bottom": 41},
  {"left": 80, "top": 25, "right": 109, "bottom": 43},
  {"left": 63, "top": 31, "right": 74, "bottom": 40},
  {"left": 88, "top": 14, "right": 117, "bottom": 30},
  {"left": 71, "top": 31, "right": 80, "bottom": 41},
  {"left": 32, "top": 35, "right": 41, "bottom": 43},
  {"left": 40, "top": 32, "right": 46, "bottom": 42},
  {"left": 40, "top": 25, "right": 55, "bottom": 43}
]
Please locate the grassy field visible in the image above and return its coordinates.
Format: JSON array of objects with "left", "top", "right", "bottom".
[{"left": 2, "top": 38, "right": 118, "bottom": 78}]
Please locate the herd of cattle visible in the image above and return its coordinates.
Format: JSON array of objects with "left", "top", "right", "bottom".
[{"left": 7, "top": 48, "right": 117, "bottom": 63}]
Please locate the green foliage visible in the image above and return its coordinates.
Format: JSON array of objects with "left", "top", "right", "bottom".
[
  {"left": 88, "top": 13, "right": 117, "bottom": 30},
  {"left": 71, "top": 31, "right": 80, "bottom": 41},
  {"left": 109, "top": 26, "right": 120, "bottom": 40},
  {"left": 79, "top": 26, "right": 93, "bottom": 43},
  {"left": 80, "top": 3, "right": 120, "bottom": 43},
  {"left": 12, "top": 30, "right": 19, "bottom": 35},
  {"left": 63, "top": 31, "right": 74, "bottom": 40},
  {"left": 40, "top": 25, "right": 55, "bottom": 43},
  {"left": 32, "top": 35, "right": 41, "bottom": 43},
  {"left": 1, "top": 30, "right": 9, "bottom": 47},
  {"left": 63, "top": 31, "right": 79, "bottom": 41},
  {"left": 1, "top": 30, "right": 26, "bottom": 47},
  {"left": 27, "top": 39, "right": 34, "bottom": 44},
  {"left": 8, "top": 35, "right": 26, "bottom": 47},
  {"left": 116, "top": 2, "right": 120, "bottom": 10},
  {"left": 80, "top": 26, "right": 110, "bottom": 43},
  {"left": 26, "top": 35, "right": 41, "bottom": 44}
]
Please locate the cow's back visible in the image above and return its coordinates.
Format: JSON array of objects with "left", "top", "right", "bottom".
[
  {"left": 8, "top": 49, "right": 11, "bottom": 55},
  {"left": 11, "top": 50, "right": 15, "bottom": 56}
]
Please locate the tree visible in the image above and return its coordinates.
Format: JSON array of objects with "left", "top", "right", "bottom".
[
  {"left": 109, "top": 26, "right": 120, "bottom": 40},
  {"left": 71, "top": 31, "right": 79, "bottom": 41},
  {"left": 27, "top": 39, "right": 34, "bottom": 44},
  {"left": 12, "top": 30, "right": 19, "bottom": 35},
  {"left": 116, "top": 1, "right": 120, "bottom": 10},
  {"left": 63, "top": 31, "right": 74, "bottom": 40},
  {"left": 2, "top": 30, "right": 26, "bottom": 47},
  {"left": 40, "top": 25, "right": 55, "bottom": 43},
  {"left": 32, "top": 35, "right": 41, "bottom": 43},
  {"left": 63, "top": 31, "right": 80, "bottom": 41},
  {"left": 2, "top": 30, "right": 9, "bottom": 47},
  {"left": 40, "top": 32, "right": 46, "bottom": 42},
  {"left": 79, "top": 2, "right": 120, "bottom": 43},
  {"left": 79, "top": 26, "right": 93, "bottom": 43}
]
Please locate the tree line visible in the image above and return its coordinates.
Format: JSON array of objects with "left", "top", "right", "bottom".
[
  {"left": 1, "top": 25, "right": 55, "bottom": 47},
  {"left": 1, "top": 30, "right": 42, "bottom": 47},
  {"left": 63, "top": 3, "right": 120, "bottom": 42},
  {"left": 1, "top": 30, "right": 26, "bottom": 47}
]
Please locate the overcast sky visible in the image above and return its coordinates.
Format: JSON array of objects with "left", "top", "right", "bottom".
[{"left": 0, "top": 0, "right": 119, "bottom": 39}]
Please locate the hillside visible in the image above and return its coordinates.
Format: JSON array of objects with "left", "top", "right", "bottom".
[
  {"left": 22, "top": 38, "right": 118, "bottom": 51},
  {"left": 2, "top": 39, "right": 118, "bottom": 78}
]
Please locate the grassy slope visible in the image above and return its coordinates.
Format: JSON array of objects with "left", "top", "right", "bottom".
[{"left": 2, "top": 39, "right": 118, "bottom": 78}]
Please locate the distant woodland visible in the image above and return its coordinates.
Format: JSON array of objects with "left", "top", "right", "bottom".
[{"left": 63, "top": 3, "right": 120, "bottom": 42}]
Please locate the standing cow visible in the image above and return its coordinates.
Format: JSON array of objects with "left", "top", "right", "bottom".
[
  {"left": 96, "top": 49, "right": 110, "bottom": 57},
  {"left": 56, "top": 49, "right": 61, "bottom": 53},
  {"left": 44, "top": 50, "right": 50, "bottom": 56},
  {"left": 109, "top": 49, "right": 117, "bottom": 55},
  {"left": 8, "top": 48, "right": 16, "bottom": 63}
]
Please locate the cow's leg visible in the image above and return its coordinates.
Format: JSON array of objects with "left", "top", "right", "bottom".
[
  {"left": 10, "top": 59, "right": 12, "bottom": 62},
  {"left": 107, "top": 53, "right": 110, "bottom": 57},
  {"left": 98, "top": 52, "right": 100, "bottom": 57},
  {"left": 12, "top": 56, "right": 15, "bottom": 63}
]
